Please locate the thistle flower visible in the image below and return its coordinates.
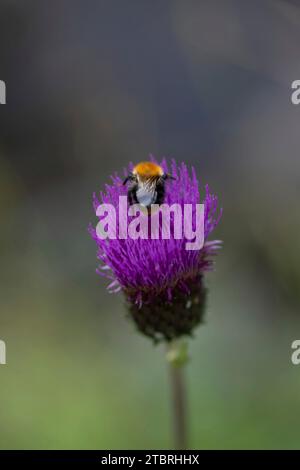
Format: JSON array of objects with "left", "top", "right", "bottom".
[{"left": 90, "top": 158, "right": 222, "bottom": 343}]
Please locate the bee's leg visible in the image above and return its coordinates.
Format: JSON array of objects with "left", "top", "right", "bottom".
[
  {"left": 155, "top": 182, "right": 165, "bottom": 205},
  {"left": 123, "top": 172, "right": 135, "bottom": 185},
  {"left": 162, "top": 173, "right": 176, "bottom": 181}
]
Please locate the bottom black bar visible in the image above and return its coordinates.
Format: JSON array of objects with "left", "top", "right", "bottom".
[{"left": 0, "top": 450, "right": 296, "bottom": 465}]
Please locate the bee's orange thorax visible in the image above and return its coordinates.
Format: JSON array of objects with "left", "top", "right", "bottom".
[{"left": 133, "top": 161, "right": 163, "bottom": 180}]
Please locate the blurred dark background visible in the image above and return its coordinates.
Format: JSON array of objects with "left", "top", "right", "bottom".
[{"left": 1, "top": 0, "right": 300, "bottom": 449}]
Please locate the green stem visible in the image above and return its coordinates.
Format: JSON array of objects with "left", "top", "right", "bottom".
[{"left": 167, "top": 340, "right": 189, "bottom": 450}]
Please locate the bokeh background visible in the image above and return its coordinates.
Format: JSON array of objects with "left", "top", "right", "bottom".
[{"left": 1, "top": 0, "right": 300, "bottom": 449}]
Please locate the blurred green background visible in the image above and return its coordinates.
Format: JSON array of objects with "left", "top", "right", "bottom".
[{"left": 1, "top": 0, "right": 300, "bottom": 449}]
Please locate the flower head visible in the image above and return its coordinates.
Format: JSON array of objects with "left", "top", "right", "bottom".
[{"left": 90, "top": 158, "right": 222, "bottom": 342}]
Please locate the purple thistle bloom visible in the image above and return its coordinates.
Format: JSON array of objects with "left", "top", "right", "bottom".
[{"left": 90, "top": 158, "right": 222, "bottom": 342}]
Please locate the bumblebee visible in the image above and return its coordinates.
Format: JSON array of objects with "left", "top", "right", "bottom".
[{"left": 123, "top": 161, "right": 175, "bottom": 207}]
